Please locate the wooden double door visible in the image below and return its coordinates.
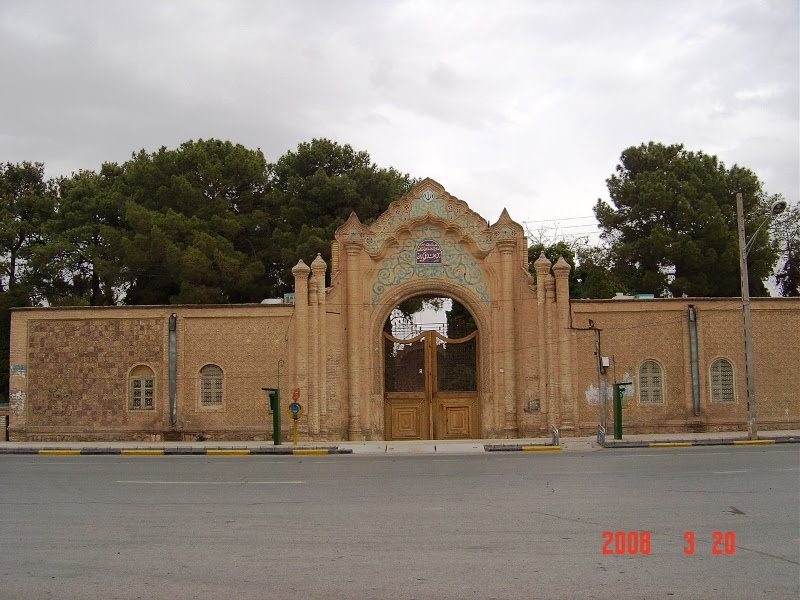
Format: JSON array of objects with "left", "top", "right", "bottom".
[{"left": 384, "top": 329, "right": 480, "bottom": 440}]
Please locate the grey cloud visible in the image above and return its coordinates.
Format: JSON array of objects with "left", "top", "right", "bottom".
[{"left": 0, "top": 0, "right": 796, "bottom": 223}]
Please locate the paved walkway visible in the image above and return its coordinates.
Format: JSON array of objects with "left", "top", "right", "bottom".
[{"left": 1, "top": 429, "right": 797, "bottom": 455}]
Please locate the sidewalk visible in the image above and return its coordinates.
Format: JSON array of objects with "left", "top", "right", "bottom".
[{"left": 1, "top": 429, "right": 797, "bottom": 455}]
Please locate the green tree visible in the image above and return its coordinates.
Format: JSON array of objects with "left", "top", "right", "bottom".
[
  {"left": 573, "top": 245, "right": 625, "bottom": 299},
  {"left": 774, "top": 202, "right": 800, "bottom": 297},
  {"left": 267, "top": 139, "right": 413, "bottom": 293},
  {"left": 528, "top": 241, "right": 623, "bottom": 299},
  {"left": 0, "top": 162, "right": 56, "bottom": 294},
  {"left": 116, "top": 139, "right": 271, "bottom": 304},
  {"left": 32, "top": 166, "right": 128, "bottom": 306},
  {"left": 595, "top": 142, "right": 778, "bottom": 297}
]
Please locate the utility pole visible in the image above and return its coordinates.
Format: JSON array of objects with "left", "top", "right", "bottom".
[
  {"left": 736, "top": 192, "right": 758, "bottom": 440},
  {"left": 736, "top": 193, "right": 786, "bottom": 439}
]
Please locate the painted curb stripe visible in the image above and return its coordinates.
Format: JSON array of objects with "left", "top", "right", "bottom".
[
  {"left": 292, "top": 448, "right": 329, "bottom": 455},
  {"left": 648, "top": 442, "right": 693, "bottom": 447},
  {"left": 163, "top": 448, "right": 207, "bottom": 455},
  {"left": 206, "top": 449, "right": 250, "bottom": 455},
  {"left": 38, "top": 449, "right": 81, "bottom": 455},
  {"left": 521, "top": 446, "right": 562, "bottom": 452},
  {"left": 733, "top": 439, "right": 776, "bottom": 445},
  {"left": 120, "top": 449, "right": 164, "bottom": 455}
]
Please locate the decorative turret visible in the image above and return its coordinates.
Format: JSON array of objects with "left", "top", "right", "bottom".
[
  {"left": 533, "top": 252, "right": 552, "bottom": 275},
  {"left": 552, "top": 256, "right": 571, "bottom": 277},
  {"left": 311, "top": 253, "right": 327, "bottom": 273},
  {"left": 292, "top": 259, "right": 311, "bottom": 278},
  {"left": 553, "top": 256, "right": 571, "bottom": 302}
]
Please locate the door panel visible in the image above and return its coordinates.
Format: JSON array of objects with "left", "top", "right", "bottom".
[
  {"left": 434, "top": 393, "right": 480, "bottom": 439},
  {"left": 385, "top": 396, "right": 428, "bottom": 440},
  {"left": 445, "top": 406, "right": 470, "bottom": 437}
]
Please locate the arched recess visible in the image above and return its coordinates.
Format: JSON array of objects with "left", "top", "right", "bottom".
[{"left": 367, "top": 278, "right": 494, "bottom": 440}]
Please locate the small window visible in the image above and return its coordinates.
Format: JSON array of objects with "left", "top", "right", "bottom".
[
  {"left": 710, "top": 358, "right": 735, "bottom": 403},
  {"left": 200, "top": 364, "right": 223, "bottom": 407},
  {"left": 639, "top": 360, "right": 664, "bottom": 405},
  {"left": 129, "top": 365, "right": 155, "bottom": 410}
]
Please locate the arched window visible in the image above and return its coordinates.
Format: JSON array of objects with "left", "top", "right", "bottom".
[
  {"left": 710, "top": 358, "right": 735, "bottom": 403},
  {"left": 200, "top": 364, "right": 223, "bottom": 407},
  {"left": 129, "top": 365, "right": 155, "bottom": 410},
  {"left": 638, "top": 360, "right": 664, "bottom": 405}
]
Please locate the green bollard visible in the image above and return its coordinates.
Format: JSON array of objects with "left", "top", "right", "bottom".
[
  {"left": 262, "top": 388, "right": 281, "bottom": 445},
  {"left": 613, "top": 382, "right": 633, "bottom": 440}
]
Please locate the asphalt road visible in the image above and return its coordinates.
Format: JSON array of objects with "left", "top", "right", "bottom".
[{"left": 1, "top": 446, "right": 798, "bottom": 600}]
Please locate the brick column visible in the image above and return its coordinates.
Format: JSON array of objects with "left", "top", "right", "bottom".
[
  {"left": 545, "top": 273, "right": 559, "bottom": 428},
  {"left": 533, "top": 253, "right": 551, "bottom": 419},
  {"left": 311, "top": 253, "right": 328, "bottom": 437},
  {"left": 345, "top": 243, "right": 362, "bottom": 440},
  {"left": 553, "top": 256, "right": 574, "bottom": 431},
  {"left": 308, "top": 272, "right": 320, "bottom": 437},
  {"left": 498, "top": 240, "right": 517, "bottom": 435},
  {"left": 292, "top": 259, "right": 311, "bottom": 434}
]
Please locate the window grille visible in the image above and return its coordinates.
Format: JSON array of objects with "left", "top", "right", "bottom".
[
  {"left": 129, "top": 366, "right": 155, "bottom": 410},
  {"left": 639, "top": 360, "right": 664, "bottom": 405},
  {"left": 200, "top": 364, "right": 223, "bottom": 406},
  {"left": 710, "top": 358, "right": 735, "bottom": 403}
]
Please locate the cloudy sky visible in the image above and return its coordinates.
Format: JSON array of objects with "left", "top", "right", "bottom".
[{"left": 1, "top": 0, "right": 797, "bottom": 244}]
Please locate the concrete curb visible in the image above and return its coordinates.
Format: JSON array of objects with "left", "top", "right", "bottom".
[
  {"left": 0, "top": 447, "right": 352, "bottom": 456},
  {"left": 600, "top": 437, "right": 799, "bottom": 449},
  {"left": 484, "top": 444, "right": 561, "bottom": 452}
]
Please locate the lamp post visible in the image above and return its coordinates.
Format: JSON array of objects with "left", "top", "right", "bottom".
[{"left": 736, "top": 192, "right": 787, "bottom": 440}]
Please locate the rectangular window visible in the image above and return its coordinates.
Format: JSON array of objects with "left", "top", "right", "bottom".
[
  {"left": 129, "top": 375, "right": 155, "bottom": 410},
  {"left": 201, "top": 381, "right": 223, "bottom": 406}
]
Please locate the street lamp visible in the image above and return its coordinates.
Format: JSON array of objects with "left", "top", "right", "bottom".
[{"left": 736, "top": 192, "right": 786, "bottom": 440}]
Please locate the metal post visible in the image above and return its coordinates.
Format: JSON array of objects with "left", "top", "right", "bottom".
[
  {"left": 262, "top": 388, "right": 282, "bottom": 445},
  {"left": 736, "top": 192, "right": 758, "bottom": 440},
  {"left": 593, "top": 325, "right": 605, "bottom": 430},
  {"left": 272, "top": 388, "right": 281, "bottom": 446},
  {"left": 613, "top": 382, "right": 632, "bottom": 440}
]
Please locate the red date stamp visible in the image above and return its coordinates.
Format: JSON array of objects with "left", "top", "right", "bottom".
[
  {"left": 601, "top": 530, "right": 736, "bottom": 555},
  {"left": 601, "top": 531, "right": 651, "bottom": 554},
  {"left": 683, "top": 530, "right": 736, "bottom": 555}
]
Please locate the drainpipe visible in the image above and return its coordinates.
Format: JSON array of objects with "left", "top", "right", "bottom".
[
  {"left": 687, "top": 305, "right": 700, "bottom": 417},
  {"left": 168, "top": 313, "right": 177, "bottom": 427},
  {"left": 590, "top": 320, "right": 605, "bottom": 430}
]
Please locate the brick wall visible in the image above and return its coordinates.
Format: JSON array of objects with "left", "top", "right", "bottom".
[{"left": 571, "top": 298, "right": 800, "bottom": 434}]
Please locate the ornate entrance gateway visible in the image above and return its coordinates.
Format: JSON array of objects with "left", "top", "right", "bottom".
[
  {"left": 383, "top": 320, "right": 480, "bottom": 440},
  {"left": 285, "top": 178, "right": 573, "bottom": 441}
]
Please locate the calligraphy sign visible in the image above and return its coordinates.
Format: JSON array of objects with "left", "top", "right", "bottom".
[{"left": 416, "top": 239, "right": 442, "bottom": 264}]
